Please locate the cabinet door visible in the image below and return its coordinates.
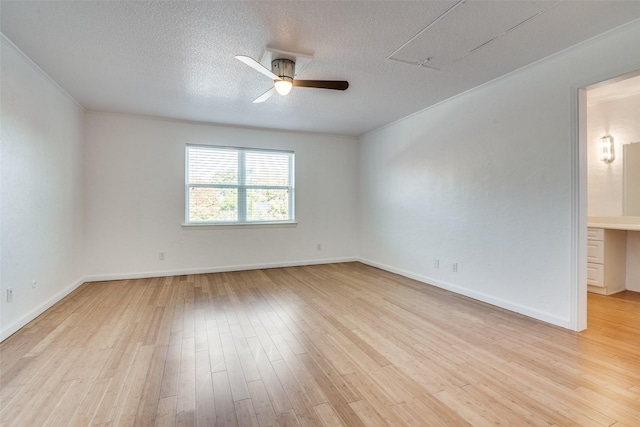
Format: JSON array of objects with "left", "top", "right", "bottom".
[
  {"left": 587, "top": 240, "right": 605, "bottom": 264},
  {"left": 587, "top": 228, "right": 604, "bottom": 241},
  {"left": 587, "top": 263, "right": 604, "bottom": 287}
]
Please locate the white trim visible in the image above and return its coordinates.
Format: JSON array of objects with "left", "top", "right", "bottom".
[
  {"left": 182, "top": 221, "right": 297, "bottom": 229},
  {"left": 3, "top": 256, "right": 573, "bottom": 343},
  {"left": 186, "top": 143, "right": 294, "bottom": 155},
  {"left": 570, "top": 86, "right": 588, "bottom": 331},
  {"left": 569, "top": 84, "right": 580, "bottom": 331},
  {"left": 82, "top": 257, "right": 358, "bottom": 282},
  {"left": 238, "top": 150, "right": 247, "bottom": 223},
  {"left": 185, "top": 145, "right": 295, "bottom": 225},
  {"left": 0, "top": 258, "right": 355, "bottom": 342},
  {"left": 0, "top": 277, "right": 85, "bottom": 343},
  {"left": 358, "top": 258, "right": 571, "bottom": 329}
]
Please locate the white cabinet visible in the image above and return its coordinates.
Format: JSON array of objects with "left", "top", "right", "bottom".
[{"left": 587, "top": 227, "right": 627, "bottom": 295}]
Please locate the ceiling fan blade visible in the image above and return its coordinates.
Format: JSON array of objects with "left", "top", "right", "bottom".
[
  {"left": 253, "top": 87, "right": 276, "bottom": 103},
  {"left": 293, "top": 80, "right": 349, "bottom": 90},
  {"left": 235, "top": 55, "right": 280, "bottom": 81}
]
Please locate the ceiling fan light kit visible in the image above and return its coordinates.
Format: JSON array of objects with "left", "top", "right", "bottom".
[
  {"left": 272, "top": 59, "right": 294, "bottom": 95},
  {"left": 235, "top": 52, "right": 349, "bottom": 103},
  {"left": 274, "top": 79, "right": 293, "bottom": 96}
]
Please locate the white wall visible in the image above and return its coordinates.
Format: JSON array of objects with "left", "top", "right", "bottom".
[
  {"left": 627, "top": 233, "right": 640, "bottom": 292},
  {"left": 1, "top": 38, "right": 85, "bottom": 341},
  {"left": 83, "top": 113, "right": 358, "bottom": 279},
  {"left": 587, "top": 94, "right": 640, "bottom": 217},
  {"left": 358, "top": 20, "right": 640, "bottom": 328}
]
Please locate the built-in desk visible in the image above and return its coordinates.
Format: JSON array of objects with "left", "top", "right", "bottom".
[
  {"left": 587, "top": 217, "right": 640, "bottom": 295},
  {"left": 587, "top": 217, "right": 640, "bottom": 231}
]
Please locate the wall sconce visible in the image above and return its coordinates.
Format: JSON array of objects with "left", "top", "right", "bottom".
[{"left": 599, "top": 136, "right": 615, "bottom": 163}]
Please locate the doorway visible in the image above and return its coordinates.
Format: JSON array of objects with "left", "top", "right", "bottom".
[{"left": 575, "top": 71, "right": 640, "bottom": 330}]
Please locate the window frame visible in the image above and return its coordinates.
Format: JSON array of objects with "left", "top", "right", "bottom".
[{"left": 185, "top": 144, "right": 295, "bottom": 225}]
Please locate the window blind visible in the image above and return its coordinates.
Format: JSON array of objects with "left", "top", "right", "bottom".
[{"left": 186, "top": 145, "right": 294, "bottom": 224}]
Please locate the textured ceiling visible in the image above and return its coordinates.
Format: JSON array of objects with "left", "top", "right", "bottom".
[{"left": 2, "top": 1, "right": 640, "bottom": 136}]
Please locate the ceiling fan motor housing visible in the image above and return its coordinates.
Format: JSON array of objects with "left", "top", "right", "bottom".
[{"left": 272, "top": 59, "right": 295, "bottom": 82}]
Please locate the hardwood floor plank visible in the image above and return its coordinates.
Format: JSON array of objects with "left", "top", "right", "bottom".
[
  {"left": 230, "top": 323, "right": 262, "bottom": 383},
  {"left": 112, "top": 344, "right": 156, "bottom": 426},
  {"left": 67, "top": 377, "right": 112, "bottom": 426},
  {"left": 194, "top": 348, "right": 215, "bottom": 427},
  {"left": 159, "top": 330, "right": 183, "bottom": 399},
  {"left": 294, "top": 333, "right": 361, "bottom": 403},
  {"left": 295, "top": 353, "right": 365, "bottom": 427},
  {"left": 155, "top": 395, "right": 177, "bottom": 427},
  {"left": 313, "top": 402, "right": 346, "bottom": 427},
  {"left": 245, "top": 336, "right": 292, "bottom": 413},
  {"left": 1, "top": 347, "right": 75, "bottom": 423},
  {"left": 246, "top": 380, "right": 278, "bottom": 427},
  {"left": 175, "top": 336, "right": 196, "bottom": 423},
  {"left": 341, "top": 371, "right": 411, "bottom": 426},
  {"left": 275, "top": 409, "right": 302, "bottom": 427},
  {"left": 212, "top": 370, "right": 238, "bottom": 427},
  {"left": 270, "top": 334, "right": 327, "bottom": 406},
  {"left": 20, "top": 379, "right": 75, "bottom": 427},
  {"left": 219, "top": 332, "right": 251, "bottom": 401},
  {"left": 347, "top": 400, "right": 388, "bottom": 427},
  {"left": 520, "top": 387, "right": 612, "bottom": 426},
  {"left": 206, "top": 320, "right": 226, "bottom": 373},
  {"left": 270, "top": 359, "right": 322, "bottom": 427},
  {"left": 43, "top": 378, "right": 95, "bottom": 426},
  {"left": 235, "top": 398, "right": 260, "bottom": 427},
  {"left": 250, "top": 320, "right": 283, "bottom": 363}
]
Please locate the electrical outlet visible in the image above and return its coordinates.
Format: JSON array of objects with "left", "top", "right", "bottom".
[
  {"left": 434, "top": 259, "right": 440, "bottom": 269},
  {"left": 32, "top": 280, "right": 37, "bottom": 289},
  {"left": 317, "top": 244, "right": 322, "bottom": 251},
  {"left": 452, "top": 262, "right": 458, "bottom": 273},
  {"left": 7, "top": 288, "right": 13, "bottom": 303},
  {"left": 159, "top": 252, "right": 165, "bottom": 261}
]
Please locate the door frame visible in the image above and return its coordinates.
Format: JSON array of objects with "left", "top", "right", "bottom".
[{"left": 570, "top": 67, "right": 640, "bottom": 331}]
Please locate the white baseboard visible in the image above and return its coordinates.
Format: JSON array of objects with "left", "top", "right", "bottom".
[
  {"left": 82, "top": 257, "right": 358, "bottom": 282},
  {"left": 2, "top": 256, "right": 568, "bottom": 343},
  {"left": 0, "top": 277, "right": 85, "bottom": 342},
  {"left": 357, "top": 257, "right": 571, "bottom": 329},
  {"left": 1, "top": 257, "right": 357, "bottom": 342}
]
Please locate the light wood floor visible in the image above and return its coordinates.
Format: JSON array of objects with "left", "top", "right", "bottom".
[{"left": 1, "top": 262, "right": 639, "bottom": 426}]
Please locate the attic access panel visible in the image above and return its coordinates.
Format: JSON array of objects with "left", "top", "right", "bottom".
[{"left": 389, "top": 0, "right": 557, "bottom": 70}]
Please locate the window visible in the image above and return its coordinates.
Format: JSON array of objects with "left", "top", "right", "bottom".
[{"left": 186, "top": 145, "right": 295, "bottom": 224}]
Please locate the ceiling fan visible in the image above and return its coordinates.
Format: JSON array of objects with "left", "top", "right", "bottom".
[{"left": 235, "top": 55, "right": 349, "bottom": 103}]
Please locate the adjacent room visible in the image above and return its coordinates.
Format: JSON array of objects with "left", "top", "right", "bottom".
[
  {"left": 585, "top": 75, "right": 640, "bottom": 298},
  {"left": 1, "top": 1, "right": 640, "bottom": 425}
]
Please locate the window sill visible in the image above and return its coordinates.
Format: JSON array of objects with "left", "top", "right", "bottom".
[{"left": 182, "top": 221, "right": 298, "bottom": 230}]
